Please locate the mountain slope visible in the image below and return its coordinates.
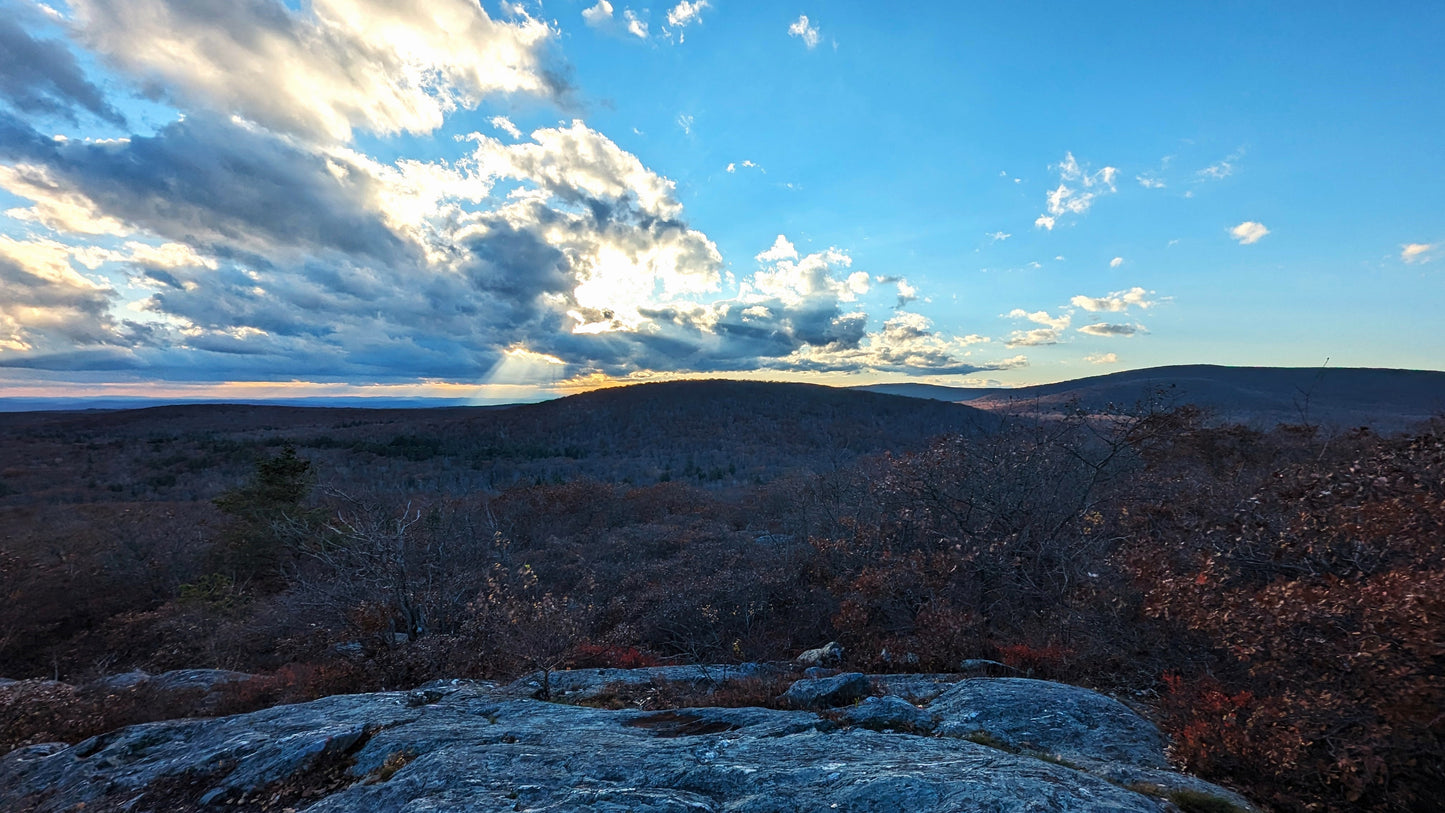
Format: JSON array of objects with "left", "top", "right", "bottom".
[{"left": 859, "top": 365, "right": 1445, "bottom": 430}]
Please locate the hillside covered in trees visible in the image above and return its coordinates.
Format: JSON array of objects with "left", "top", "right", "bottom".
[{"left": 2, "top": 379, "right": 1441, "bottom": 811}]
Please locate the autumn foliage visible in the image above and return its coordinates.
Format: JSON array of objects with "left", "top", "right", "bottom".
[
  {"left": 1, "top": 400, "right": 1442, "bottom": 811},
  {"left": 1128, "top": 429, "right": 1445, "bottom": 811}
]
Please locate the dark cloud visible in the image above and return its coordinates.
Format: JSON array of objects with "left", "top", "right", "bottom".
[
  {"left": 0, "top": 347, "right": 144, "bottom": 370},
  {"left": 0, "top": 113, "right": 410, "bottom": 262},
  {"left": 1077, "top": 323, "right": 1140, "bottom": 336},
  {"left": 0, "top": 12, "right": 125, "bottom": 125}
]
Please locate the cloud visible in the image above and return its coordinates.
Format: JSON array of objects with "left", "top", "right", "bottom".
[
  {"left": 0, "top": 114, "right": 410, "bottom": 262},
  {"left": 744, "top": 244, "right": 866, "bottom": 308},
  {"left": 1070, "top": 287, "right": 1158, "bottom": 312},
  {"left": 755, "top": 234, "right": 798, "bottom": 263},
  {"left": 726, "top": 160, "right": 761, "bottom": 174},
  {"left": 1005, "top": 308, "right": 1070, "bottom": 347},
  {"left": 1230, "top": 221, "right": 1269, "bottom": 245},
  {"left": 894, "top": 278, "right": 918, "bottom": 308},
  {"left": 677, "top": 113, "right": 694, "bottom": 135},
  {"left": 582, "top": 0, "right": 614, "bottom": 27},
  {"left": 490, "top": 115, "right": 522, "bottom": 139},
  {"left": 0, "top": 12, "right": 125, "bottom": 125},
  {"left": 1085, "top": 352, "right": 1118, "bottom": 364},
  {"left": 624, "top": 8, "right": 649, "bottom": 38},
  {"left": 0, "top": 4, "right": 1025, "bottom": 385},
  {"left": 1008, "top": 308, "right": 1070, "bottom": 331},
  {"left": 0, "top": 113, "right": 718, "bottom": 379},
  {"left": 985, "top": 231, "right": 1011, "bottom": 242},
  {"left": 1006, "top": 328, "right": 1062, "bottom": 347},
  {"left": 1035, "top": 152, "right": 1117, "bottom": 230},
  {"left": 67, "top": 0, "right": 557, "bottom": 143},
  {"left": 1197, "top": 148, "right": 1244, "bottom": 181},
  {"left": 788, "top": 15, "right": 821, "bottom": 48},
  {"left": 0, "top": 162, "right": 129, "bottom": 235},
  {"left": 1078, "top": 322, "right": 1141, "bottom": 337},
  {"left": 0, "top": 234, "right": 133, "bottom": 352},
  {"left": 666, "top": 1, "right": 708, "bottom": 28},
  {"left": 1136, "top": 175, "right": 1165, "bottom": 189},
  {"left": 774, "top": 312, "right": 1008, "bottom": 376},
  {"left": 1401, "top": 242, "right": 1436, "bottom": 264},
  {"left": 1109, "top": 256, "right": 1123, "bottom": 268}
]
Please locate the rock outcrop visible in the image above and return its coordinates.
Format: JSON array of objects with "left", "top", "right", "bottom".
[
  {"left": 778, "top": 672, "right": 871, "bottom": 709},
  {"left": 0, "top": 669, "right": 1254, "bottom": 813}
]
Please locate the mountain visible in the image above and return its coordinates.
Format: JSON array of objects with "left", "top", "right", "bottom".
[
  {"left": 858, "top": 365, "right": 1445, "bottom": 431},
  {"left": 0, "top": 380, "right": 997, "bottom": 504}
]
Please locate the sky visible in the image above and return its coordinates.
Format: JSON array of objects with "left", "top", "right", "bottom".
[{"left": 0, "top": 0, "right": 1441, "bottom": 404}]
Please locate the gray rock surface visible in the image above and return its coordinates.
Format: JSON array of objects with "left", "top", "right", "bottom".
[
  {"left": 0, "top": 670, "right": 1254, "bottom": 813},
  {"left": 836, "top": 695, "right": 933, "bottom": 731},
  {"left": 871, "top": 673, "right": 964, "bottom": 704},
  {"left": 506, "top": 663, "right": 778, "bottom": 701},
  {"left": 929, "top": 677, "right": 1170, "bottom": 768},
  {"left": 779, "top": 672, "right": 871, "bottom": 709},
  {"left": 82, "top": 668, "right": 257, "bottom": 713}
]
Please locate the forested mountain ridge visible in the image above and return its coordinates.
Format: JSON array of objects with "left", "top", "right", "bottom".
[
  {"left": 0, "top": 380, "right": 993, "bottom": 505},
  {"left": 858, "top": 364, "right": 1445, "bottom": 430}
]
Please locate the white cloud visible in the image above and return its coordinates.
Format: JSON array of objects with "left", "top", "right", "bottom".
[
  {"left": 1401, "top": 243, "right": 1436, "bottom": 264},
  {"left": 775, "top": 311, "right": 1009, "bottom": 376},
  {"left": 68, "top": 0, "right": 557, "bottom": 144},
  {"left": 1005, "top": 308, "right": 1070, "bottom": 347},
  {"left": 582, "top": 0, "right": 614, "bottom": 26},
  {"left": 1230, "top": 221, "right": 1270, "bottom": 245},
  {"left": 1035, "top": 152, "right": 1118, "bottom": 230},
  {"left": 725, "top": 160, "right": 761, "bottom": 174},
  {"left": 666, "top": 0, "right": 708, "bottom": 28},
  {"left": 755, "top": 234, "right": 798, "bottom": 263},
  {"left": 1136, "top": 175, "right": 1165, "bottom": 189},
  {"left": 1197, "top": 149, "right": 1244, "bottom": 181},
  {"left": 1008, "top": 308, "right": 1070, "bottom": 331},
  {"left": 624, "top": 8, "right": 649, "bottom": 38},
  {"left": 490, "top": 115, "right": 522, "bottom": 139},
  {"left": 1070, "top": 287, "right": 1158, "bottom": 312},
  {"left": 788, "top": 14, "right": 821, "bottom": 48},
  {"left": 123, "top": 241, "right": 218, "bottom": 270},
  {"left": 1085, "top": 352, "right": 1118, "bottom": 364},
  {"left": 472, "top": 119, "right": 683, "bottom": 220},
  {"left": 986, "top": 231, "right": 1011, "bottom": 242},
  {"left": 677, "top": 114, "right": 694, "bottom": 135},
  {"left": 895, "top": 278, "right": 918, "bottom": 307},
  {"left": 1109, "top": 256, "right": 1123, "bottom": 268},
  {"left": 744, "top": 242, "right": 864, "bottom": 307}
]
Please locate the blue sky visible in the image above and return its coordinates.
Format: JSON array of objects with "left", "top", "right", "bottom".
[{"left": 0, "top": 0, "right": 1441, "bottom": 402}]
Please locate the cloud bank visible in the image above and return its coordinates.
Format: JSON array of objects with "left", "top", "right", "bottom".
[{"left": 0, "top": 4, "right": 1012, "bottom": 388}]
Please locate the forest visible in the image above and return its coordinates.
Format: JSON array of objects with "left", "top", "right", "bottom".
[{"left": 1, "top": 380, "right": 1441, "bottom": 812}]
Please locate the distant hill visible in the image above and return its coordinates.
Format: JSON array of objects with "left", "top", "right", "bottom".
[
  {"left": 858, "top": 365, "right": 1445, "bottom": 431},
  {"left": 0, "top": 380, "right": 997, "bottom": 503}
]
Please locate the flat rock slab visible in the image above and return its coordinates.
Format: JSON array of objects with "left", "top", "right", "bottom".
[
  {"left": 0, "top": 673, "right": 1253, "bottom": 813},
  {"left": 929, "top": 677, "right": 1170, "bottom": 769}
]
